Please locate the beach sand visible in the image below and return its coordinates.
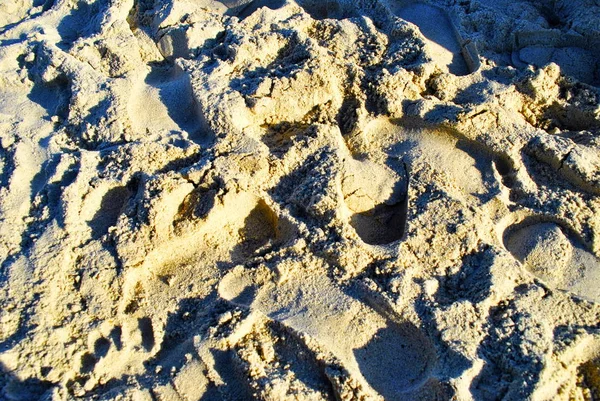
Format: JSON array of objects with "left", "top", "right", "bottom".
[{"left": 1, "top": 0, "right": 600, "bottom": 399}]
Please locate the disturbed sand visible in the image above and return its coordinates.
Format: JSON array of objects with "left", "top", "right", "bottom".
[{"left": 1, "top": 0, "right": 600, "bottom": 399}]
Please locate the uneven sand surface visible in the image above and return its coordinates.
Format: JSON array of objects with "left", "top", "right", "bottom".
[{"left": 1, "top": 0, "right": 600, "bottom": 400}]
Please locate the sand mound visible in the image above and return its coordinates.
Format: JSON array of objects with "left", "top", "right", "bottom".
[{"left": 1, "top": 0, "right": 600, "bottom": 399}]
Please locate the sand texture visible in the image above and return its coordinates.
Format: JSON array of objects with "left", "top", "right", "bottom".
[{"left": 1, "top": 0, "right": 600, "bottom": 399}]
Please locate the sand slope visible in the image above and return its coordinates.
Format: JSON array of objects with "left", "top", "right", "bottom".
[{"left": 1, "top": 0, "right": 600, "bottom": 400}]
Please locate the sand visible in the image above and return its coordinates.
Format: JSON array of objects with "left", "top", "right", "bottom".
[{"left": 0, "top": 0, "right": 600, "bottom": 399}]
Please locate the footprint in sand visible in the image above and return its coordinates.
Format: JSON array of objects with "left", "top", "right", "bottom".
[
  {"left": 117, "top": 189, "right": 297, "bottom": 326},
  {"left": 73, "top": 320, "right": 154, "bottom": 393},
  {"left": 341, "top": 115, "right": 509, "bottom": 245},
  {"left": 504, "top": 219, "right": 600, "bottom": 303},
  {"left": 173, "top": 189, "right": 295, "bottom": 261},
  {"left": 218, "top": 261, "right": 438, "bottom": 399},
  {"left": 363, "top": 117, "right": 499, "bottom": 201},
  {"left": 341, "top": 157, "right": 408, "bottom": 245}
]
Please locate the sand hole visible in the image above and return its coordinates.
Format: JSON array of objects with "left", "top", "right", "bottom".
[
  {"left": 353, "top": 321, "right": 436, "bottom": 397},
  {"left": 138, "top": 317, "right": 155, "bottom": 352},
  {"left": 109, "top": 326, "right": 123, "bottom": 350},
  {"left": 80, "top": 352, "right": 97, "bottom": 374},
  {"left": 350, "top": 202, "right": 407, "bottom": 245},
  {"left": 170, "top": 192, "right": 292, "bottom": 273},
  {"left": 494, "top": 158, "right": 516, "bottom": 188},
  {"left": 504, "top": 220, "right": 600, "bottom": 303},
  {"left": 336, "top": 96, "right": 361, "bottom": 137},
  {"left": 123, "top": 282, "right": 144, "bottom": 315},
  {"left": 87, "top": 185, "right": 131, "bottom": 239},
  {"left": 391, "top": 2, "right": 470, "bottom": 75},
  {"left": 231, "top": 200, "right": 297, "bottom": 259},
  {"left": 235, "top": 200, "right": 278, "bottom": 257},
  {"left": 123, "top": 298, "right": 140, "bottom": 315},
  {"left": 94, "top": 337, "right": 111, "bottom": 358},
  {"left": 222, "top": 0, "right": 355, "bottom": 20},
  {"left": 208, "top": 349, "right": 256, "bottom": 399}
]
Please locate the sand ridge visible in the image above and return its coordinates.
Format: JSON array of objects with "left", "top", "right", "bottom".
[{"left": 1, "top": 0, "right": 600, "bottom": 399}]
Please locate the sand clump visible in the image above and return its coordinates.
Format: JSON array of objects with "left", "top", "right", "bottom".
[{"left": 1, "top": 0, "right": 600, "bottom": 400}]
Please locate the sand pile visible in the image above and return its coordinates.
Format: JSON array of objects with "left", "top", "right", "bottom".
[{"left": 1, "top": 0, "right": 600, "bottom": 399}]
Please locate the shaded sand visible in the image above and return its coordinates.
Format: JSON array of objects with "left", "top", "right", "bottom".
[
  {"left": 127, "top": 64, "right": 204, "bottom": 141},
  {"left": 391, "top": 2, "right": 470, "bottom": 75},
  {"left": 1, "top": 0, "right": 600, "bottom": 400},
  {"left": 514, "top": 46, "right": 599, "bottom": 86}
]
